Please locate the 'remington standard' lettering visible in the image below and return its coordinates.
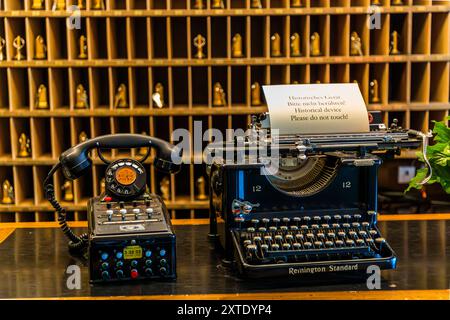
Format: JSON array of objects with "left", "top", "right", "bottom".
[{"left": 289, "top": 264, "right": 359, "bottom": 275}]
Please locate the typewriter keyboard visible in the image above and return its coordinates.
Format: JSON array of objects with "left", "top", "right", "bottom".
[{"left": 234, "top": 214, "right": 386, "bottom": 264}]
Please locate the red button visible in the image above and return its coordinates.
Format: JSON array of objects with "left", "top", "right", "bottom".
[
  {"left": 131, "top": 269, "right": 139, "bottom": 279},
  {"left": 104, "top": 196, "right": 112, "bottom": 202}
]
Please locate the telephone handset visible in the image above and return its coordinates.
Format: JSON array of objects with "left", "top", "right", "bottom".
[
  {"left": 44, "top": 134, "right": 182, "bottom": 253},
  {"left": 59, "top": 133, "right": 182, "bottom": 180}
]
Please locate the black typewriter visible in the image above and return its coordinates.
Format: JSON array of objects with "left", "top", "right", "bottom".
[{"left": 207, "top": 111, "right": 431, "bottom": 279}]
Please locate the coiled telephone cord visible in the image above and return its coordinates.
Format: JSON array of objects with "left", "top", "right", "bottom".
[{"left": 44, "top": 163, "right": 88, "bottom": 252}]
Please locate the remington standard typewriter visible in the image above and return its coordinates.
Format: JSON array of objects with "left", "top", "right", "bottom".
[{"left": 207, "top": 111, "right": 431, "bottom": 279}]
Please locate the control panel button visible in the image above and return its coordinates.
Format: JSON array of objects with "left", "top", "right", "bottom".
[
  {"left": 146, "top": 208, "right": 154, "bottom": 215},
  {"left": 101, "top": 271, "right": 110, "bottom": 280},
  {"left": 159, "top": 249, "right": 166, "bottom": 257},
  {"left": 145, "top": 259, "right": 152, "bottom": 266},
  {"left": 160, "top": 259, "right": 167, "bottom": 266},
  {"left": 145, "top": 268, "right": 153, "bottom": 276},
  {"left": 116, "top": 252, "right": 123, "bottom": 259},
  {"left": 145, "top": 250, "right": 152, "bottom": 258},
  {"left": 119, "top": 208, "right": 127, "bottom": 215},
  {"left": 116, "top": 261, "right": 123, "bottom": 268},
  {"left": 159, "top": 267, "right": 167, "bottom": 275},
  {"left": 130, "top": 269, "right": 139, "bottom": 279},
  {"left": 116, "top": 269, "right": 124, "bottom": 279},
  {"left": 131, "top": 260, "right": 138, "bottom": 267},
  {"left": 101, "top": 262, "right": 109, "bottom": 270},
  {"left": 101, "top": 252, "right": 108, "bottom": 260}
]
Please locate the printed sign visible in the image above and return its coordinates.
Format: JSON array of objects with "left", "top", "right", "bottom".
[{"left": 263, "top": 83, "right": 370, "bottom": 135}]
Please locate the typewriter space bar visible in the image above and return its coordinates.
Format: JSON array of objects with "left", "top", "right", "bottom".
[{"left": 265, "top": 246, "right": 370, "bottom": 257}]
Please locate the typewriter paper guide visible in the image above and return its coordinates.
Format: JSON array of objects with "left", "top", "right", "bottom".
[{"left": 263, "top": 83, "right": 370, "bottom": 135}]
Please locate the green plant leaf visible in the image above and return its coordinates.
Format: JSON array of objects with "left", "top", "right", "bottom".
[
  {"left": 406, "top": 116, "right": 450, "bottom": 194},
  {"left": 432, "top": 117, "right": 450, "bottom": 143},
  {"left": 405, "top": 167, "right": 430, "bottom": 193}
]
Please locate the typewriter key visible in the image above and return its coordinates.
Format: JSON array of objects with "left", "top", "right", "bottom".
[
  {"left": 317, "top": 233, "right": 325, "bottom": 239},
  {"left": 290, "top": 226, "right": 299, "bottom": 231},
  {"left": 332, "top": 223, "right": 340, "bottom": 228},
  {"left": 282, "top": 243, "right": 291, "bottom": 250},
  {"left": 327, "top": 232, "right": 336, "bottom": 238},
  {"left": 312, "top": 224, "right": 320, "bottom": 229},
  {"left": 352, "top": 222, "right": 360, "bottom": 228},
  {"left": 293, "top": 217, "right": 301, "bottom": 225},
  {"left": 343, "top": 214, "right": 352, "bottom": 221},
  {"left": 369, "top": 230, "right": 378, "bottom": 237},
  {"left": 262, "top": 218, "right": 270, "bottom": 225},
  {"left": 313, "top": 216, "right": 321, "bottom": 222},
  {"left": 306, "top": 233, "right": 314, "bottom": 240},
  {"left": 282, "top": 217, "right": 290, "bottom": 224},
  {"left": 342, "top": 223, "right": 351, "bottom": 228},
  {"left": 362, "top": 222, "right": 370, "bottom": 228},
  {"left": 345, "top": 240, "right": 355, "bottom": 247},
  {"left": 272, "top": 218, "right": 280, "bottom": 225},
  {"left": 323, "top": 215, "right": 331, "bottom": 222},
  {"left": 247, "top": 244, "right": 257, "bottom": 253},
  {"left": 258, "top": 227, "right": 267, "bottom": 232},
  {"left": 303, "top": 216, "right": 311, "bottom": 223},
  {"left": 261, "top": 244, "right": 269, "bottom": 252},
  {"left": 333, "top": 215, "right": 342, "bottom": 221},
  {"left": 253, "top": 236, "right": 262, "bottom": 242},
  {"left": 247, "top": 227, "right": 255, "bottom": 233},
  {"left": 338, "top": 231, "right": 346, "bottom": 238},
  {"left": 271, "top": 243, "right": 280, "bottom": 251},
  {"left": 243, "top": 240, "right": 252, "bottom": 247},
  {"left": 348, "top": 231, "right": 357, "bottom": 238},
  {"left": 321, "top": 224, "right": 330, "bottom": 229},
  {"left": 264, "top": 235, "right": 272, "bottom": 243},
  {"left": 358, "top": 230, "right": 367, "bottom": 238},
  {"left": 275, "top": 235, "right": 283, "bottom": 242},
  {"left": 285, "top": 234, "right": 294, "bottom": 241},
  {"left": 295, "top": 234, "right": 304, "bottom": 241},
  {"left": 325, "top": 241, "right": 334, "bottom": 247},
  {"left": 354, "top": 214, "right": 362, "bottom": 220},
  {"left": 234, "top": 216, "right": 245, "bottom": 226},
  {"left": 280, "top": 226, "right": 288, "bottom": 232},
  {"left": 356, "top": 239, "right": 365, "bottom": 246},
  {"left": 375, "top": 237, "right": 386, "bottom": 249},
  {"left": 303, "top": 242, "right": 312, "bottom": 249},
  {"left": 335, "top": 240, "right": 344, "bottom": 247},
  {"left": 251, "top": 219, "right": 259, "bottom": 227},
  {"left": 293, "top": 243, "right": 301, "bottom": 250},
  {"left": 314, "top": 241, "right": 323, "bottom": 248},
  {"left": 301, "top": 225, "right": 309, "bottom": 230},
  {"left": 269, "top": 226, "right": 277, "bottom": 232}
]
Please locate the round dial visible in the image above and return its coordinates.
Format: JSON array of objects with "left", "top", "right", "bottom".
[
  {"left": 105, "top": 159, "right": 146, "bottom": 200},
  {"left": 115, "top": 167, "right": 137, "bottom": 185}
]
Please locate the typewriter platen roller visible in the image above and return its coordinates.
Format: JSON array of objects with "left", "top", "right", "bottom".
[{"left": 208, "top": 111, "right": 431, "bottom": 278}]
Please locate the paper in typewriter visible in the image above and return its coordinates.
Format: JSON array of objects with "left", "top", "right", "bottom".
[{"left": 263, "top": 83, "right": 370, "bottom": 135}]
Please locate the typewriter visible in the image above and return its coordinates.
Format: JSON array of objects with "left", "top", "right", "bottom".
[{"left": 207, "top": 111, "right": 431, "bottom": 279}]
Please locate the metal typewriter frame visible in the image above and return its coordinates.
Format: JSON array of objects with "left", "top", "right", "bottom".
[{"left": 208, "top": 114, "right": 430, "bottom": 279}]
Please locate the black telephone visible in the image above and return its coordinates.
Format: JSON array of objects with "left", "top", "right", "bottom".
[{"left": 44, "top": 134, "right": 182, "bottom": 283}]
